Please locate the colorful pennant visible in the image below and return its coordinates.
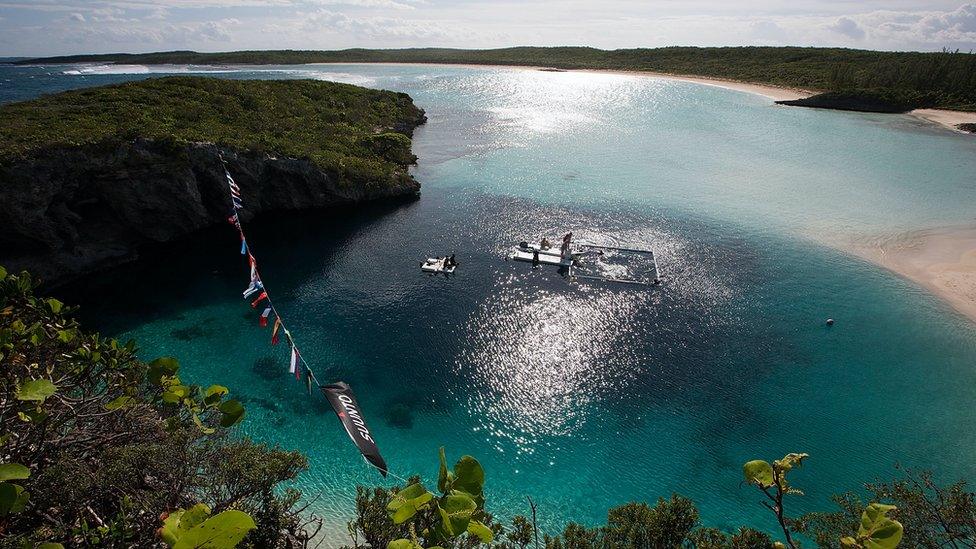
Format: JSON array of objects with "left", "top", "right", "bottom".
[{"left": 220, "top": 159, "right": 388, "bottom": 477}]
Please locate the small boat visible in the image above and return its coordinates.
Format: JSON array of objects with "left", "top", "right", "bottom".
[
  {"left": 421, "top": 257, "right": 456, "bottom": 274},
  {"left": 509, "top": 249, "right": 573, "bottom": 267}
]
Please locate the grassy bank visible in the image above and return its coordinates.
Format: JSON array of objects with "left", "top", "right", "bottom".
[
  {"left": 17, "top": 46, "right": 976, "bottom": 112},
  {"left": 0, "top": 76, "right": 425, "bottom": 185}
]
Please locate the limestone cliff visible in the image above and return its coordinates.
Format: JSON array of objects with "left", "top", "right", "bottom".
[{"left": 0, "top": 138, "right": 422, "bottom": 286}]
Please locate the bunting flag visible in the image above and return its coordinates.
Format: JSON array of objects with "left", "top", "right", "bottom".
[
  {"left": 271, "top": 317, "right": 282, "bottom": 345},
  {"left": 250, "top": 291, "right": 268, "bottom": 308},
  {"left": 248, "top": 254, "right": 258, "bottom": 281},
  {"left": 321, "top": 382, "right": 388, "bottom": 477},
  {"left": 243, "top": 279, "right": 264, "bottom": 299},
  {"left": 221, "top": 159, "right": 388, "bottom": 478},
  {"left": 227, "top": 170, "right": 243, "bottom": 211}
]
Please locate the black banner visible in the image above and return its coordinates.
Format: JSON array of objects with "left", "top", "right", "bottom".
[{"left": 320, "top": 382, "right": 388, "bottom": 477}]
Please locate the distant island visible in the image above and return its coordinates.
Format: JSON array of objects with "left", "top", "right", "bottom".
[
  {"left": 15, "top": 46, "right": 976, "bottom": 113},
  {"left": 0, "top": 76, "right": 426, "bottom": 286}
]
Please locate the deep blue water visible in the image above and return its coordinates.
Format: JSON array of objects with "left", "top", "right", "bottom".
[{"left": 5, "top": 62, "right": 976, "bottom": 545}]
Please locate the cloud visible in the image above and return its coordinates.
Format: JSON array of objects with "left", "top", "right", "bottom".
[
  {"left": 750, "top": 20, "right": 789, "bottom": 41},
  {"left": 304, "top": 0, "right": 416, "bottom": 10},
  {"left": 827, "top": 16, "right": 865, "bottom": 39},
  {"left": 301, "top": 9, "right": 461, "bottom": 41},
  {"left": 3, "top": 1, "right": 976, "bottom": 56},
  {"left": 839, "top": 3, "right": 976, "bottom": 48}
]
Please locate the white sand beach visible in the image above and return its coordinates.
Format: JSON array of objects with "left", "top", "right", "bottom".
[{"left": 846, "top": 226, "right": 976, "bottom": 323}]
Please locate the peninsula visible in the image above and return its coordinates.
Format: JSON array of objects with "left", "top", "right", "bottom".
[
  {"left": 17, "top": 46, "right": 976, "bottom": 119},
  {"left": 0, "top": 76, "right": 427, "bottom": 286}
]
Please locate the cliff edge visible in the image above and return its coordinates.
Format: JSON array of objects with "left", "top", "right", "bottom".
[{"left": 0, "top": 77, "right": 427, "bottom": 286}]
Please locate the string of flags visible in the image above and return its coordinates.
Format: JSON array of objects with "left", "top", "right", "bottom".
[{"left": 221, "top": 157, "right": 388, "bottom": 477}]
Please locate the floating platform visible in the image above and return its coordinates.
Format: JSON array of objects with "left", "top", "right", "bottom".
[
  {"left": 520, "top": 243, "right": 581, "bottom": 257},
  {"left": 421, "top": 258, "right": 456, "bottom": 274},
  {"left": 509, "top": 249, "right": 573, "bottom": 266}
]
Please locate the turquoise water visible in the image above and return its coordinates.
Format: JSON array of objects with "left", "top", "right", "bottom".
[{"left": 6, "top": 63, "right": 976, "bottom": 544}]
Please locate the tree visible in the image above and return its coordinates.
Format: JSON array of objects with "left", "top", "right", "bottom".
[
  {"left": 743, "top": 453, "right": 809, "bottom": 548},
  {"left": 0, "top": 268, "right": 309, "bottom": 547}
]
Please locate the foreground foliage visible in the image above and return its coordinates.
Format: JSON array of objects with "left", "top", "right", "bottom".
[
  {"left": 0, "top": 76, "right": 425, "bottom": 189},
  {"left": 22, "top": 46, "right": 976, "bottom": 111},
  {"left": 340, "top": 450, "right": 909, "bottom": 549},
  {"left": 0, "top": 267, "right": 311, "bottom": 547}
]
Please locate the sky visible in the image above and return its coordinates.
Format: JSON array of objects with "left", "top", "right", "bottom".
[{"left": 0, "top": 1, "right": 975, "bottom": 57}]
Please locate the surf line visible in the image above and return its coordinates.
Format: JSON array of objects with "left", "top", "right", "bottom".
[{"left": 220, "top": 155, "right": 398, "bottom": 480}]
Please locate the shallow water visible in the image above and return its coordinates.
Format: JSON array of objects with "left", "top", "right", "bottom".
[{"left": 5, "top": 62, "right": 976, "bottom": 544}]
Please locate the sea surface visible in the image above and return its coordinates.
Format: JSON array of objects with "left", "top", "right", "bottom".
[{"left": 4, "top": 62, "right": 976, "bottom": 544}]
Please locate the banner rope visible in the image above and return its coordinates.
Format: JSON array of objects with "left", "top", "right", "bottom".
[{"left": 218, "top": 155, "right": 406, "bottom": 482}]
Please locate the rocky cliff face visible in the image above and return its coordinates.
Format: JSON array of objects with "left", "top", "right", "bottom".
[{"left": 0, "top": 138, "right": 422, "bottom": 286}]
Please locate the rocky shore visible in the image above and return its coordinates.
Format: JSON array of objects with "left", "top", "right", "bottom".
[{"left": 0, "top": 137, "right": 423, "bottom": 287}]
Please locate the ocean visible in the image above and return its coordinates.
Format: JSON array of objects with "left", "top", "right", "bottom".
[{"left": 4, "top": 62, "right": 976, "bottom": 544}]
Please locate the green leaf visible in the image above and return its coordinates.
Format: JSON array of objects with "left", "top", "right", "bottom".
[
  {"left": 204, "top": 385, "right": 229, "bottom": 406},
  {"left": 438, "top": 446, "right": 453, "bottom": 493},
  {"left": 387, "top": 540, "right": 422, "bottom": 549},
  {"left": 743, "top": 460, "right": 774, "bottom": 488},
  {"left": 387, "top": 482, "right": 434, "bottom": 524},
  {"left": 172, "top": 510, "right": 256, "bottom": 549},
  {"left": 0, "top": 463, "right": 30, "bottom": 481},
  {"left": 162, "top": 385, "right": 189, "bottom": 404},
  {"left": 148, "top": 357, "right": 180, "bottom": 385},
  {"left": 438, "top": 492, "right": 476, "bottom": 536},
  {"left": 46, "top": 298, "right": 63, "bottom": 314},
  {"left": 0, "top": 266, "right": 6, "bottom": 280},
  {"left": 180, "top": 503, "right": 212, "bottom": 530},
  {"left": 218, "top": 399, "right": 245, "bottom": 428},
  {"left": 467, "top": 519, "right": 494, "bottom": 543},
  {"left": 16, "top": 378, "right": 56, "bottom": 402},
  {"left": 452, "top": 455, "right": 485, "bottom": 499},
  {"left": 37, "top": 543, "right": 65, "bottom": 549},
  {"left": 0, "top": 482, "right": 28, "bottom": 515},
  {"left": 104, "top": 395, "right": 135, "bottom": 410},
  {"left": 775, "top": 453, "right": 809, "bottom": 474},
  {"left": 858, "top": 503, "right": 903, "bottom": 549},
  {"left": 160, "top": 509, "right": 188, "bottom": 546}
]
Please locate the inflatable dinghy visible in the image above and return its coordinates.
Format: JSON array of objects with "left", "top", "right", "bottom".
[{"left": 421, "top": 257, "right": 456, "bottom": 274}]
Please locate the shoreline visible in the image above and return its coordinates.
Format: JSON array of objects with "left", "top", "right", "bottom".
[
  {"left": 312, "top": 61, "right": 812, "bottom": 101},
  {"left": 909, "top": 108, "right": 976, "bottom": 134},
  {"left": 312, "top": 62, "right": 973, "bottom": 132},
  {"left": 843, "top": 225, "right": 976, "bottom": 324}
]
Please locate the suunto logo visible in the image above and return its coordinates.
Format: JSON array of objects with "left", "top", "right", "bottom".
[{"left": 338, "top": 394, "right": 375, "bottom": 444}]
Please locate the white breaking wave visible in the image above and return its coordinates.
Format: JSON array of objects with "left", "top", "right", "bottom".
[
  {"left": 59, "top": 63, "right": 378, "bottom": 87},
  {"left": 62, "top": 64, "right": 152, "bottom": 75}
]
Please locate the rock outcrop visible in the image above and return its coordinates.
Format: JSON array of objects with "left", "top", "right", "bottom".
[{"left": 0, "top": 138, "right": 422, "bottom": 286}]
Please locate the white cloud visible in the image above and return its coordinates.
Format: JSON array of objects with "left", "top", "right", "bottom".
[
  {"left": 827, "top": 16, "right": 865, "bottom": 39},
  {"left": 3, "top": 1, "right": 976, "bottom": 55},
  {"left": 304, "top": 0, "right": 417, "bottom": 10}
]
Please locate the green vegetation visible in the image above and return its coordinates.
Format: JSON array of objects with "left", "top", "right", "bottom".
[
  {"left": 342, "top": 449, "right": 905, "bottom": 549},
  {"left": 0, "top": 76, "right": 425, "bottom": 189},
  {"left": 0, "top": 267, "right": 312, "bottom": 547},
  {"left": 19, "top": 46, "right": 976, "bottom": 111},
  {"left": 743, "top": 453, "right": 810, "bottom": 548}
]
